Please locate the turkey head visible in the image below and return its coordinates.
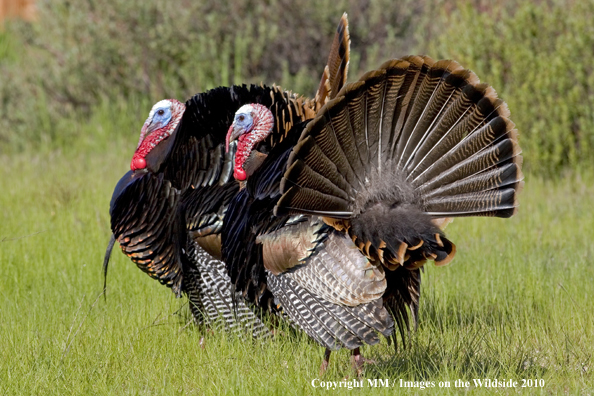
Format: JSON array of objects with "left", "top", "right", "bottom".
[
  {"left": 131, "top": 99, "right": 185, "bottom": 172},
  {"left": 226, "top": 104, "right": 274, "bottom": 181}
]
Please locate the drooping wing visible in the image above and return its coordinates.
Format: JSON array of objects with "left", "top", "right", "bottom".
[{"left": 109, "top": 170, "right": 185, "bottom": 295}]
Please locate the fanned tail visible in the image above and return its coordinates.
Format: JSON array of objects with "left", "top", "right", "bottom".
[
  {"left": 275, "top": 56, "right": 523, "bottom": 269},
  {"left": 110, "top": 171, "right": 184, "bottom": 295}
]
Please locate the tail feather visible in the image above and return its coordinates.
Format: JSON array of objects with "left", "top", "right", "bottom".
[
  {"left": 378, "top": 59, "right": 412, "bottom": 164},
  {"left": 344, "top": 80, "right": 371, "bottom": 166},
  {"left": 324, "top": 93, "right": 367, "bottom": 184},
  {"left": 310, "top": 117, "right": 360, "bottom": 186},
  {"left": 417, "top": 138, "right": 521, "bottom": 195},
  {"left": 423, "top": 162, "right": 522, "bottom": 200},
  {"left": 400, "top": 65, "right": 481, "bottom": 171},
  {"left": 360, "top": 69, "right": 388, "bottom": 170},
  {"left": 406, "top": 84, "right": 504, "bottom": 180},
  {"left": 286, "top": 135, "right": 351, "bottom": 191},
  {"left": 396, "top": 59, "right": 463, "bottom": 167},
  {"left": 315, "top": 13, "right": 350, "bottom": 109},
  {"left": 424, "top": 188, "right": 517, "bottom": 216},
  {"left": 392, "top": 55, "right": 434, "bottom": 161},
  {"left": 283, "top": 160, "right": 351, "bottom": 202},
  {"left": 279, "top": 184, "right": 350, "bottom": 217}
]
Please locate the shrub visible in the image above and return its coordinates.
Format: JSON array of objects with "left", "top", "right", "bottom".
[
  {"left": 430, "top": 0, "right": 594, "bottom": 175},
  {"left": 0, "top": 0, "right": 422, "bottom": 150}
]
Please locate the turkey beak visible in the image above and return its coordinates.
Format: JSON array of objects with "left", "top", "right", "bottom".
[{"left": 226, "top": 123, "right": 242, "bottom": 153}]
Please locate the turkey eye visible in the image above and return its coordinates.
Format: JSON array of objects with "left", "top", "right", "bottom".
[
  {"left": 157, "top": 109, "right": 165, "bottom": 116},
  {"left": 239, "top": 115, "right": 245, "bottom": 122}
]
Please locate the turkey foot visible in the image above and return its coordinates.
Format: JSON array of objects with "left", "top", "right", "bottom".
[
  {"left": 319, "top": 348, "right": 332, "bottom": 376},
  {"left": 351, "top": 348, "right": 375, "bottom": 377}
]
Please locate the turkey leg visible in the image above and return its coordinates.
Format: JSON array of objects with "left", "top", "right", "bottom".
[{"left": 319, "top": 348, "right": 332, "bottom": 376}]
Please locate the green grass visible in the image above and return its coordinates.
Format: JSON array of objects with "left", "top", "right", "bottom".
[{"left": 1, "top": 136, "right": 593, "bottom": 394}]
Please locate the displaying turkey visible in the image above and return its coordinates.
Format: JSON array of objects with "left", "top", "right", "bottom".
[
  {"left": 103, "top": 15, "right": 351, "bottom": 337},
  {"left": 223, "top": 55, "right": 523, "bottom": 373}
]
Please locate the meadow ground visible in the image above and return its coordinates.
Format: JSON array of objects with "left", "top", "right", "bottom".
[{"left": 1, "top": 142, "right": 593, "bottom": 395}]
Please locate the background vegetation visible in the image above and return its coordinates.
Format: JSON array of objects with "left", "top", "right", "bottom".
[
  {"left": 1, "top": 0, "right": 593, "bottom": 394},
  {"left": 1, "top": 0, "right": 594, "bottom": 175}
]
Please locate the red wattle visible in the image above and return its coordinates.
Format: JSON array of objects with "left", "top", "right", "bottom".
[
  {"left": 131, "top": 156, "right": 147, "bottom": 171},
  {"left": 226, "top": 125, "right": 234, "bottom": 152},
  {"left": 233, "top": 166, "right": 247, "bottom": 181}
]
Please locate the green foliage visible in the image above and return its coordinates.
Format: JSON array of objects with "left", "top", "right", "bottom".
[
  {"left": 1, "top": 0, "right": 593, "bottom": 176},
  {"left": 429, "top": 0, "right": 594, "bottom": 175},
  {"left": 1, "top": 148, "right": 593, "bottom": 394},
  {"left": 0, "top": 0, "right": 421, "bottom": 151},
  {"left": 0, "top": 30, "right": 16, "bottom": 63}
]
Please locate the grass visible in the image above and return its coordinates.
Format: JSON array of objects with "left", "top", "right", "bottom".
[{"left": 0, "top": 120, "right": 593, "bottom": 394}]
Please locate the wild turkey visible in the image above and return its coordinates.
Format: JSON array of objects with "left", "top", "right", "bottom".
[
  {"left": 103, "top": 15, "right": 350, "bottom": 337},
  {"left": 223, "top": 56, "right": 523, "bottom": 372}
]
